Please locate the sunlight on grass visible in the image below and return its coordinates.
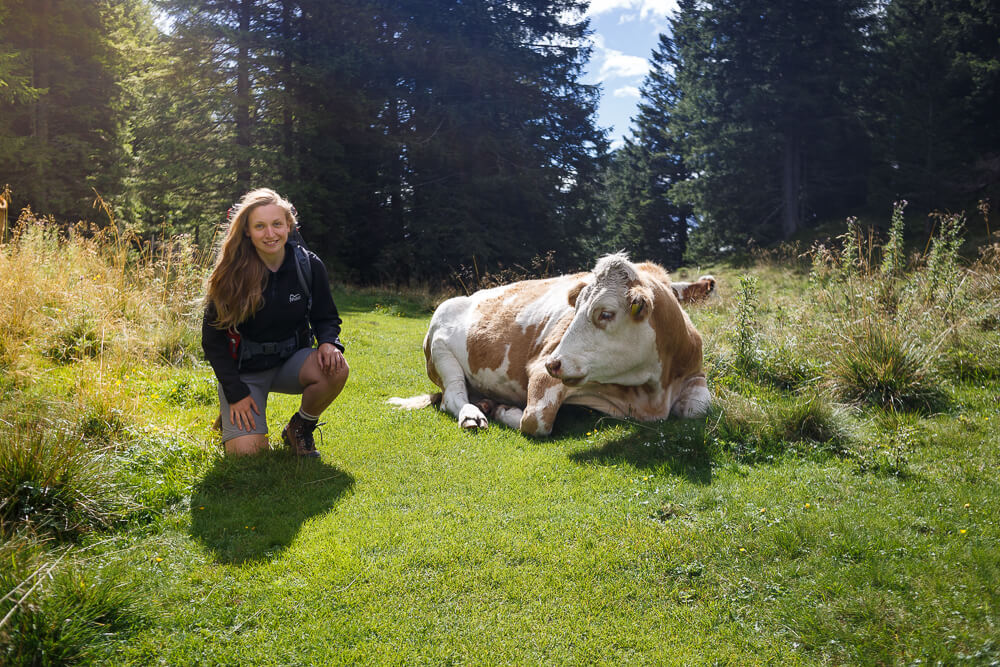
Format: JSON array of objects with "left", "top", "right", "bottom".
[{"left": 1, "top": 204, "right": 999, "bottom": 663}]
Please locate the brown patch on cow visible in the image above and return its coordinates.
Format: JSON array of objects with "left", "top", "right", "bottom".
[
  {"left": 466, "top": 278, "right": 574, "bottom": 394},
  {"left": 564, "top": 380, "right": 669, "bottom": 420},
  {"left": 639, "top": 263, "right": 705, "bottom": 391},
  {"left": 474, "top": 398, "right": 497, "bottom": 417},
  {"left": 635, "top": 261, "right": 672, "bottom": 285},
  {"left": 521, "top": 413, "right": 540, "bottom": 434},
  {"left": 520, "top": 373, "right": 566, "bottom": 435}
]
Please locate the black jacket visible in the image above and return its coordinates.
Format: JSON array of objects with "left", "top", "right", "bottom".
[{"left": 202, "top": 244, "right": 344, "bottom": 403}]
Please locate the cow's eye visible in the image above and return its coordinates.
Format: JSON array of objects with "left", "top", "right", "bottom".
[{"left": 597, "top": 310, "right": 615, "bottom": 323}]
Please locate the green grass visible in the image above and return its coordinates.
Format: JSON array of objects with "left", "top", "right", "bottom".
[
  {"left": 2, "top": 213, "right": 999, "bottom": 664},
  {"left": 14, "top": 306, "right": 987, "bottom": 665}
]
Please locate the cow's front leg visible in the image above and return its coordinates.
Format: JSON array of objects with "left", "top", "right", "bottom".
[
  {"left": 512, "top": 372, "right": 567, "bottom": 436},
  {"left": 431, "top": 340, "right": 489, "bottom": 429}
]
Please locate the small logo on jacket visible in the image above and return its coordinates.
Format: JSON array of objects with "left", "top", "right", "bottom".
[{"left": 289, "top": 293, "right": 302, "bottom": 303}]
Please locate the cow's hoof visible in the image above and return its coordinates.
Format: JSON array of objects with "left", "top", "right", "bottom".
[
  {"left": 459, "top": 404, "right": 489, "bottom": 430},
  {"left": 460, "top": 416, "right": 488, "bottom": 429},
  {"left": 473, "top": 398, "right": 497, "bottom": 417}
]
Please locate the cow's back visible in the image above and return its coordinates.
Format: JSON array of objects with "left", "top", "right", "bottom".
[{"left": 424, "top": 275, "right": 583, "bottom": 404}]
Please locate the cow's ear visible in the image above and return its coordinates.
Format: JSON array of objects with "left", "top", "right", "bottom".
[
  {"left": 567, "top": 281, "right": 586, "bottom": 307},
  {"left": 627, "top": 284, "right": 653, "bottom": 321}
]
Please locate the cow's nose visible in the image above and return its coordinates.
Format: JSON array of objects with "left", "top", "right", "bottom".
[{"left": 546, "top": 358, "right": 562, "bottom": 378}]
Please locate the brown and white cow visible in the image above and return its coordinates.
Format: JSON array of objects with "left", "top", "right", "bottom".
[
  {"left": 388, "top": 253, "right": 710, "bottom": 436},
  {"left": 671, "top": 275, "right": 717, "bottom": 304}
]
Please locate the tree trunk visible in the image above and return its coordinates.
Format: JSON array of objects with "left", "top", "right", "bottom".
[
  {"left": 236, "top": 0, "right": 252, "bottom": 192},
  {"left": 33, "top": 0, "right": 52, "bottom": 212},
  {"left": 280, "top": 0, "right": 293, "bottom": 166},
  {"left": 782, "top": 129, "right": 801, "bottom": 239}
]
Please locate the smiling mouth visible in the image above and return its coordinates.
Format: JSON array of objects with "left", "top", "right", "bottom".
[{"left": 561, "top": 376, "right": 586, "bottom": 387}]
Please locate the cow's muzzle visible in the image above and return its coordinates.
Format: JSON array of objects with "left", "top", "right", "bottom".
[{"left": 546, "top": 358, "right": 585, "bottom": 386}]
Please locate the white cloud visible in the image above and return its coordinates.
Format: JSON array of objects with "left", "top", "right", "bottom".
[
  {"left": 587, "top": 0, "right": 678, "bottom": 21},
  {"left": 598, "top": 50, "right": 649, "bottom": 81},
  {"left": 613, "top": 86, "right": 641, "bottom": 98}
]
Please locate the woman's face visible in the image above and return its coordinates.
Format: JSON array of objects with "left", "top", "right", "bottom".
[{"left": 245, "top": 203, "right": 290, "bottom": 264}]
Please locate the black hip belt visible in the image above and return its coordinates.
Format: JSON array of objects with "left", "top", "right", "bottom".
[
  {"left": 230, "top": 328, "right": 312, "bottom": 369},
  {"left": 241, "top": 335, "right": 299, "bottom": 358}
]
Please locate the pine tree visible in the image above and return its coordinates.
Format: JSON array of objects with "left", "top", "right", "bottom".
[
  {"left": 872, "top": 0, "right": 1000, "bottom": 207},
  {"left": 289, "top": 0, "right": 606, "bottom": 282},
  {"left": 0, "top": 0, "right": 139, "bottom": 220},
  {"left": 606, "top": 33, "right": 692, "bottom": 268},
  {"left": 667, "top": 0, "right": 876, "bottom": 250}
]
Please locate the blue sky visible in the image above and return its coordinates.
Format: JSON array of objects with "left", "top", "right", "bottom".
[{"left": 582, "top": 0, "right": 678, "bottom": 149}]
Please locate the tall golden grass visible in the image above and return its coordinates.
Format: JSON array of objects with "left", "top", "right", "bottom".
[{"left": 0, "top": 203, "right": 210, "bottom": 382}]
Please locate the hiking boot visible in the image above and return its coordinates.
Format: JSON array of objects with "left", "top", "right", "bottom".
[{"left": 282, "top": 413, "right": 320, "bottom": 458}]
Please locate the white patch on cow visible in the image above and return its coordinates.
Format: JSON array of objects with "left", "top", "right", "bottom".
[
  {"left": 470, "top": 344, "right": 525, "bottom": 403},
  {"left": 387, "top": 394, "right": 435, "bottom": 409},
  {"left": 593, "top": 252, "right": 639, "bottom": 284},
  {"left": 549, "top": 301, "right": 660, "bottom": 386},
  {"left": 515, "top": 279, "right": 578, "bottom": 337},
  {"left": 493, "top": 405, "right": 523, "bottom": 430}
]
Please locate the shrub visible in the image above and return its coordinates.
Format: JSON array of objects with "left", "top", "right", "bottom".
[
  {"left": 0, "top": 209, "right": 208, "bottom": 370},
  {"left": 732, "top": 275, "right": 760, "bottom": 373},
  {"left": 879, "top": 200, "right": 908, "bottom": 279},
  {"left": 0, "top": 425, "right": 133, "bottom": 540},
  {"left": 830, "top": 319, "right": 948, "bottom": 413},
  {"left": 708, "top": 389, "right": 852, "bottom": 463},
  {"left": 0, "top": 545, "right": 144, "bottom": 666},
  {"left": 754, "top": 340, "right": 826, "bottom": 391},
  {"left": 45, "top": 318, "right": 103, "bottom": 363}
]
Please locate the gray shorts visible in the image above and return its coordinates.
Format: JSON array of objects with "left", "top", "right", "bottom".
[{"left": 217, "top": 347, "right": 314, "bottom": 442}]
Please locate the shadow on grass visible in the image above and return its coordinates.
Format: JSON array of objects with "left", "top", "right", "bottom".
[
  {"left": 189, "top": 453, "right": 354, "bottom": 565},
  {"left": 566, "top": 414, "right": 713, "bottom": 485}
]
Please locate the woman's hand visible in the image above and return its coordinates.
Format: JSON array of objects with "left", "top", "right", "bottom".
[
  {"left": 316, "top": 342, "right": 346, "bottom": 375},
  {"left": 229, "top": 395, "right": 260, "bottom": 432}
]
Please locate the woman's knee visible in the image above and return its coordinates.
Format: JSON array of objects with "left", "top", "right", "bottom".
[
  {"left": 319, "top": 361, "right": 349, "bottom": 395},
  {"left": 224, "top": 434, "right": 269, "bottom": 456}
]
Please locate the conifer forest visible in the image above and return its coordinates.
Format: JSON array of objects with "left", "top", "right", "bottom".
[{"left": 2, "top": 0, "right": 998, "bottom": 282}]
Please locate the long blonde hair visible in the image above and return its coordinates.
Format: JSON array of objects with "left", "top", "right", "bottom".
[{"left": 206, "top": 188, "right": 298, "bottom": 330}]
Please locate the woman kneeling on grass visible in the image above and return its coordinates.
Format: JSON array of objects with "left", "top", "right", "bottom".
[{"left": 202, "top": 188, "right": 349, "bottom": 457}]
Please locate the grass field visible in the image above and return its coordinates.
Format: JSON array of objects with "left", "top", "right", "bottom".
[{"left": 2, "top": 208, "right": 999, "bottom": 664}]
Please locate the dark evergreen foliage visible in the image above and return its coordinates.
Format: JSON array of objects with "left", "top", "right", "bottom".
[
  {"left": 870, "top": 0, "right": 1000, "bottom": 208},
  {"left": 2, "top": 0, "right": 998, "bottom": 275},
  {"left": 0, "top": 0, "right": 135, "bottom": 220},
  {"left": 602, "top": 33, "right": 691, "bottom": 268},
  {"left": 661, "top": 0, "right": 877, "bottom": 248}
]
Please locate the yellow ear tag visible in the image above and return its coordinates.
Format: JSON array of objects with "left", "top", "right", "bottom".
[{"left": 631, "top": 302, "right": 643, "bottom": 317}]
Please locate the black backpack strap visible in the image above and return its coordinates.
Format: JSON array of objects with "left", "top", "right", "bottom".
[
  {"left": 291, "top": 244, "right": 315, "bottom": 348},
  {"left": 291, "top": 244, "right": 313, "bottom": 314}
]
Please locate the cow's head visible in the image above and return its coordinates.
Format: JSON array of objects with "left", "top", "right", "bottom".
[{"left": 546, "top": 253, "right": 660, "bottom": 386}]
